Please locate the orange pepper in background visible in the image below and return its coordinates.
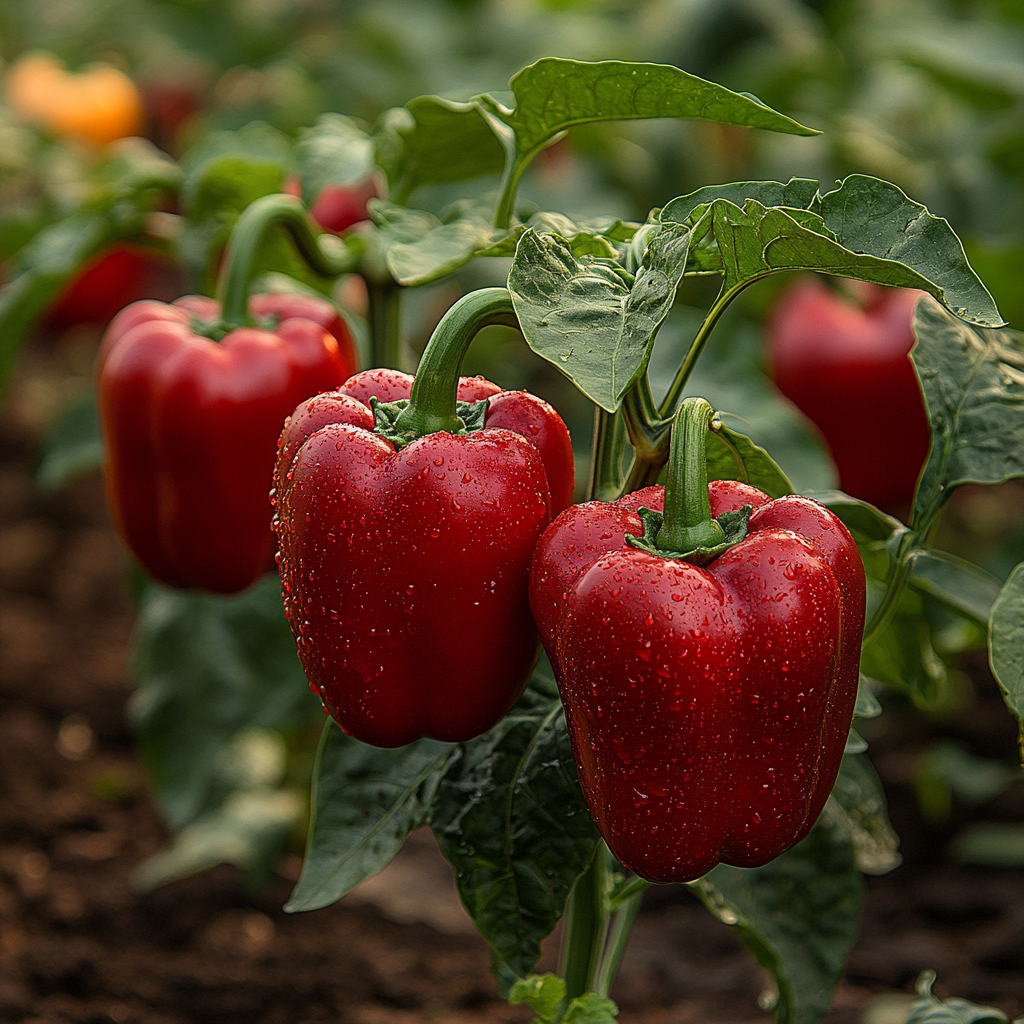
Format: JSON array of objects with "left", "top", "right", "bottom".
[{"left": 5, "top": 52, "right": 143, "bottom": 147}]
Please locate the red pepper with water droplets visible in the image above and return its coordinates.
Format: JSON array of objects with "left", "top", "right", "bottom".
[
  {"left": 274, "top": 289, "right": 574, "bottom": 747},
  {"left": 99, "top": 291, "right": 357, "bottom": 594},
  {"left": 529, "top": 398, "right": 864, "bottom": 883}
]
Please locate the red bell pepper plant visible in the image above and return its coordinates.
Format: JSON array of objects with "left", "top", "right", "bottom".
[
  {"left": 98, "top": 197, "right": 358, "bottom": 594},
  {"left": 531, "top": 397, "right": 865, "bottom": 883},
  {"left": 767, "top": 276, "right": 930, "bottom": 508},
  {"left": 273, "top": 288, "right": 574, "bottom": 745}
]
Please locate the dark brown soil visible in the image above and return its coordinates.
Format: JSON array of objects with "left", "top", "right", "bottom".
[{"left": 1, "top": 339, "right": 1022, "bottom": 1024}]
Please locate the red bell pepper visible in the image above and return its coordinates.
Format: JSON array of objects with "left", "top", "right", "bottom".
[
  {"left": 530, "top": 398, "right": 865, "bottom": 883},
  {"left": 273, "top": 288, "right": 574, "bottom": 747},
  {"left": 768, "top": 276, "right": 930, "bottom": 508},
  {"left": 99, "top": 291, "right": 357, "bottom": 594}
]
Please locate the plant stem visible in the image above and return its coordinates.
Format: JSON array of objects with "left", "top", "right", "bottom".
[
  {"left": 594, "top": 892, "right": 642, "bottom": 998},
  {"left": 587, "top": 407, "right": 628, "bottom": 501},
  {"left": 560, "top": 847, "right": 610, "bottom": 1000},
  {"left": 217, "top": 193, "right": 358, "bottom": 328},
  {"left": 367, "top": 281, "right": 403, "bottom": 370},
  {"left": 391, "top": 288, "right": 518, "bottom": 438},
  {"left": 656, "top": 397, "right": 725, "bottom": 552},
  {"left": 862, "top": 529, "right": 921, "bottom": 647}
]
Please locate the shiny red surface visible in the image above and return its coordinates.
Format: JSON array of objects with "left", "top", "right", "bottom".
[
  {"left": 529, "top": 482, "right": 865, "bottom": 882},
  {"left": 274, "top": 369, "right": 564, "bottom": 746},
  {"left": 768, "top": 277, "right": 930, "bottom": 508},
  {"left": 99, "top": 293, "right": 356, "bottom": 594}
]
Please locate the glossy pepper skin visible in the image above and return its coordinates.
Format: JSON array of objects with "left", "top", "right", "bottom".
[
  {"left": 273, "top": 367, "right": 574, "bottom": 748},
  {"left": 99, "top": 292, "right": 356, "bottom": 594},
  {"left": 530, "top": 480, "right": 865, "bottom": 883},
  {"left": 768, "top": 276, "right": 929, "bottom": 508}
]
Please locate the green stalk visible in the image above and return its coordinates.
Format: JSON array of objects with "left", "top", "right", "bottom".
[
  {"left": 594, "top": 892, "right": 642, "bottom": 999},
  {"left": 656, "top": 397, "right": 725, "bottom": 552},
  {"left": 390, "top": 288, "right": 517, "bottom": 439},
  {"left": 216, "top": 193, "right": 357, "bottom": 328},
  {"left": 559, "top": 847, "right": 610, "bottom": 1000},
  {"left": 367, "top": 281, "right": 403, "bottom": 370},
  {"left": 587, "top": 407, "right": 628, "bottom": 502}
]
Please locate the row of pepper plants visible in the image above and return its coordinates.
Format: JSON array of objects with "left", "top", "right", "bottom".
[{"left": 2, "top": 58, "right": 1023, "bottom": 1024}]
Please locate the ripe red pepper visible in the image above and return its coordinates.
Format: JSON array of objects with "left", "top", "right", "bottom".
[
  {"left": 768, "top": 276, "right": 929, "bottom": 508},
  {"left": 99, "top": 291, "right": 357, "bottom": 594},
  {"left": 283, "top": 177, "right": 378, "bottom": 234},
  {"left": 274, "top": 289, "right": 574, "bottom": 747},
  {"left": 530, "top": 398, "right": 865, "bottom": 883}
]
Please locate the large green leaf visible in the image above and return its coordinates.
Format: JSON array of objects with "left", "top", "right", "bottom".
[
  {"left": 989, "top": 562, "right": 1024, "bottom": 751},
  {"left": 429, "top": 673, "right": 599, "bottom": 993},
  {"left": 911, "top": 299, "right": 1024, "bottom": 525},
  {"left": 509, "top": 223, "right": 691, "bottom": 411},
  {"left": 693, "top": 818, "right": 862, "bottom": 1024},
  {"left": 285, "top": 723, "right": 453, "bottom": 913},
  {"left": 498, "top": 58, "right": 819, "bottom": 160},
  {"left": 130, "top": 575, "right": 322, "bottom": 830},
  {"left": 910, "top": 550, "right": 1002, "bottom": 626}
]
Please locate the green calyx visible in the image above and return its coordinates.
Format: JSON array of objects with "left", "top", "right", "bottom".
[
  {"left": 372, "top": 396, "right": 489, "bottom": 448},
  {"left": 625, "top": 504, "right": 753, "bottom": 566},
  {"left": 387, "top": 287, "right": 519, "bottom": 442}
]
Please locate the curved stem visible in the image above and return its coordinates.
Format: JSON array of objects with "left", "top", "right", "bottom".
[
  {"left": 391, "top": 288, "right": 518, "bottom": 438},
  {"left": 217, "top": 193, "right": 357, "bottom": 328},
  {"left": 587, "top": 407, "right": 628, "bottom": 502},
  {"left": 656, "top": 397, "right": 725, "bottom": 552},
  {"left": 862, "top": 530, "right": 921, "bottom": 648},
  {"left": 367, "top": 281, "right": 403, "bottom": 370}
]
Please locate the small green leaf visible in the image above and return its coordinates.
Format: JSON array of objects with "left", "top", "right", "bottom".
[
  {"left": 501, "top": 59, "right": 819, "bottom": 160},
  {"left": 905, "top": 971, "right": 1009, "bottom": 1024},
  {"left": 910, "top": 551, "right": 1002, "bottom": 626},
  {"left": 562, "top": 993, "right": 619, "bottom": 1024},
  {"left": 807, "top": 491, "right": 905, "bottom": 545},
  {"left": 693, "top": 816, "right": 862, "bottom": 1024},
  {"left": 285, "top": 722, "right": 453, "bottom": 913},
  {"left": 378, "top": 97, "right": 506, "bottom": 200},
  {"left": 706, "top": 420, "right": 793, "bottom": 498},
  {"left": 510, "top": 223, "right": 690, "bottom": 411},
  {"left": 911, "top": 300, "right": 1024, "bottom": 526},
  {"left": 296, "top": 113, "right": 375, "bottom": 199},
  {"left": 854, "top": 677, "right": 883, "bottom": 720},
  {"left": 130, "top": 575, "right": 322, "bottom": 830},
  {"left": 36, "top": 385, "right": 103, "bottom": 491},
  {"left": 989, "top": 562, "right": 1024, "bottom": 750},
  {"left": 508, "top": 975, "right": 619, "bottom": 1024},
  {"left": 825, "top": 754, "right": 902, "bottom": 875},
  {"left": 429, "top": 673, "right": 599, "bottom": 993}
]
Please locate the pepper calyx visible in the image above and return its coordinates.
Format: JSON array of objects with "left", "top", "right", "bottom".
[
  {"left": 371, "top": 396, "right": 490, "bottom": 448},
  {"left": 625, "top": 504, "right": 753, "bottom": 566}
]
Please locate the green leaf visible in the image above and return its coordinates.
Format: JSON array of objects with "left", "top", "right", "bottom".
[
  {"left": 285, "top": 723, "right": 453, "bottom": 913},
  {"left": 429, "top": 674, "right": 599, "bottom": 992},
  {"left": 706, "top": 420, "right": 794, "bottom": 498},
  {"left": 133, "top": 729, "right": 302, "bottom": 892},
  {"left": 807, "top": 491, "right": 905, "bottom": 545},
  {"left": 510, "top": 223, "right": 691, "bottom": 411},
  {"left": 825, "top": 753, "right": 902, "bottom": 875},
  {"left": 499, "top": 58, "right": 819, "bottom": 161},
  {"left": 296, "top": 114, "right": 375, "bottom": 199},
  {"left": 508, "top": 975, "right": 619, "bottom": 1024},
  {"left": 129, "top": 575, "right": 322, "bottom": 830},
  {"left": 660, "top": 176, "right": 1002, "bottom": 329},
  {"left": 911, "top": 300, "right": 1024, "bottom": 526},
  {"left": 692, "top": 816, "right": 862, "bottom": 1024},
  {"left": 905, "top": 971, "right": 1009, "bottom": 1024},
  {"left": 989, "top": 562, "right": 1024, "bottom": 749},
  {"left": 377, "top": 97, "right": 507, "bottom": 200},
  {"left": 910, "top": 551, "right": 1002, "bottom": 626},
  {"left": 36, "top": 385, "right": 103, "bottom": 491}
]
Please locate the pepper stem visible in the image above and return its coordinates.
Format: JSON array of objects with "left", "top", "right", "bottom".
[
  {"left": 390, "top": 287, "right": 518, "bottom": 438},
  {"left": 216, "top": 193, "right": 358, "bottom": 328},
  {"left": 655, "top": 397, "right": 725, "bottom": 553}
]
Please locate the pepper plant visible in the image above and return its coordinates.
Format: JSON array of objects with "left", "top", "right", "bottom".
[{"left": 9, "top": 58, "right": 1024, "bottom": 1023}]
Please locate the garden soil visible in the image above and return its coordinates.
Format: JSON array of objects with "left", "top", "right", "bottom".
[{"left": 1, "top": 339, "right": 1022, "bottom": 1024}]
